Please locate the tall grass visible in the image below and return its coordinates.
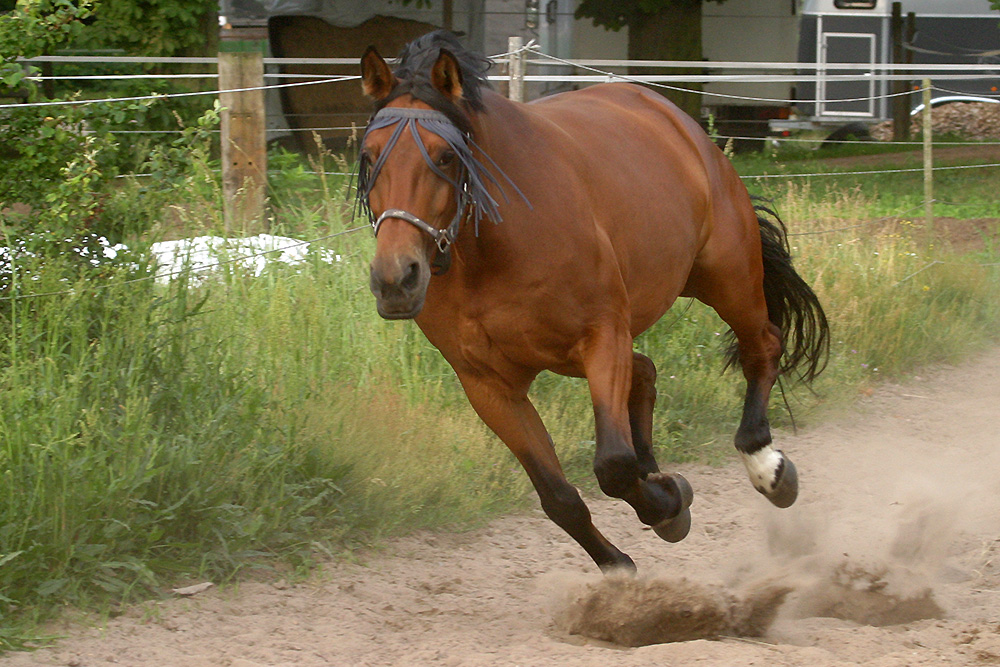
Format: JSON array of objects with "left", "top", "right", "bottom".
[{"left": 1, "top": 150, "right": 999, "bottom": 649}]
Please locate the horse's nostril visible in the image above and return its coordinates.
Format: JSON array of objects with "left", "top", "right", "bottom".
[{"left": 400, "top": 261, "right": 420, "bottom": 291}]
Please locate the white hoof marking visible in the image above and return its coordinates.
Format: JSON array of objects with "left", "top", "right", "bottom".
[{"left": 740, "top": 446, "right": 783, "bottom": 495}]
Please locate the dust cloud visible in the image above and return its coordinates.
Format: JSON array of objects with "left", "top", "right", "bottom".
[
  {"left": 552, "top": 460, "right": 969, "bottom": 645},
  {"left": 552, "top": 572, "right": 790, "bottom": 646}
]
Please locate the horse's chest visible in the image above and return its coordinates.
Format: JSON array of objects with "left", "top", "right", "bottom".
[
  {"left": 444, "top": 310, "right": 585, "bottom": 377},
  {"left": 419, "top": 275, "right": 596, "bottom": 376}
]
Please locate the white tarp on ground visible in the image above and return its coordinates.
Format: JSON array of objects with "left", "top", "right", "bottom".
[
  {"left": 1, "top": 234, "right": 340, "bottom": 288},
  {"left": 149, "top": 234, "right": 340, "bottom": 284}
]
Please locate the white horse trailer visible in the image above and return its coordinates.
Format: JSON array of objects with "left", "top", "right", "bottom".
[
  {"left": 771, "top": 0, "right": 1000, "bottom": 138},
  {"left": 701, "top": 0, "right": 999, "bottom": 144}
]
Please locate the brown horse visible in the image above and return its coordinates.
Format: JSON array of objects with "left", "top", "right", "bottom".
[{"left": 357, "top": 31, "right": 829, "bottom": 572}]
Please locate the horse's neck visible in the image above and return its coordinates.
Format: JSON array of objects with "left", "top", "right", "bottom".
[
  {"left": 446, "top": 93, "right": 524, "bottom": 265},
  {"left": 422, "top": 95, "right": 543, "bottom": 335},
  {"left": 470, "top": 90, "right": 522, "bottom": 156}
]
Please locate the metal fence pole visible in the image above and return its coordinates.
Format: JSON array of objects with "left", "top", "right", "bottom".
[
  {"left": 508, "top": 36, "right": 524, "bottom": 103},
  {"left": 922, "top": 78, "right": 933, "bottom": 229},
  {"left": 891, "top": 4, "right": 916, "bottom": 142},
  {"left": 891, "top": 2, "right": 907, "bottom": 141}
]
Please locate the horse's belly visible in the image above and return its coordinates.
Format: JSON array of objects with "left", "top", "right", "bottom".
[{"left": 614, "top": 233, "right": 701, "bottom": 338}]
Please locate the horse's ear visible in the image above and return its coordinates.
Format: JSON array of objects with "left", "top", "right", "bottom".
[
  {"left": 430, "top": 48, "right": 464, "bottom": 103},
  {"left": 361, "top": 45, "right": 396, "bottom": 100}
]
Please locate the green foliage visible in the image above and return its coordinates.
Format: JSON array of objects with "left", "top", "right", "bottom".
[
  {"left": 0, "top": 0, "right": 96, "bottom": 94},
  {"left": 0, "top": 273, "right": 348, "bottom": 648},
  {"left": 74, "top": 0, "right": 217, "bottom": 58},
  {"left": 0, "top": 102, "right": 220, "bottom": 301},
  {"left": 141, "top": 100, "right": 221, "bottom": 188},
  {"left": 0, "top": 106, "right": 89, "bottom": 206},
  {"left": 732, "top": 146, "right": 1000, "bottom": 219},
  {"left": 0, "top": 116, "right": 128, "bottom": 294},
  {"left": 575, "top": 0, "right": 723, "bottom": 31},
  {"left": 0, "top": 101, "right": 125, "bottom": 207},
  {"left": 0, "top": 0, "right": 216, "bottom": 62},
  {"left": 0, "top": 1, "right": 96, "bottom": 60}
]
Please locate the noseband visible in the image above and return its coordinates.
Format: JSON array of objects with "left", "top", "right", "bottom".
[
  {"left": 374, "top": 207, "right": 460, "bottom": 274},
  {"left": 374, "top": 208, "right": 458, "bottom": 254},
  {"left": 355, "top": 106, "right": 528, "bottom": 275}
]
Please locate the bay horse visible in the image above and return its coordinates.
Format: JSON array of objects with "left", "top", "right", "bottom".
[{"left": 357, "top": 31, "right": 829, "bottom": 572}]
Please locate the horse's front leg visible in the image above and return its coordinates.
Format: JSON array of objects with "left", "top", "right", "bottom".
[
  {"left": 629, "top": 351, "right": 663, "bottom": 477},
  {"left": 585, "top": 326, "right": 693, "bottom": 542},
  {"left": 457, "top": 370, "right": 636, "bottom": 572}
]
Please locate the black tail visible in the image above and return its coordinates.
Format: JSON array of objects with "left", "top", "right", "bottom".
[{"left": 728, "top": 199, "right": 830, "bottom": 383}]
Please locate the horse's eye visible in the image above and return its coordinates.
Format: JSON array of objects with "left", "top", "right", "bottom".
[{"left": 436, "top": 150, "right": 456, "bottom": 167}]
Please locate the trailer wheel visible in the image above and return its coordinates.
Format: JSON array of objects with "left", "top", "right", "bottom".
[{"left": 822, "top": 122, "right": 873, "bottom": 148}]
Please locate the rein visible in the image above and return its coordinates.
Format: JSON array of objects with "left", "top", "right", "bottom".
[{"left": 356, "top": 106, "right": 529, "bottom": 274}]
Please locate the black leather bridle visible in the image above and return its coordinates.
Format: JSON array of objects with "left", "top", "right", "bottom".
[{"left": 355, "top": 106, "right": 528, "bottom": 275}]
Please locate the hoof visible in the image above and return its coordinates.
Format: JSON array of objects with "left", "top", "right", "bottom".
[
  {"left": 600, "top": 556, "right": 638, "bottom": 575},
  {"left": 652, "top": 506, "right": 691, "bottom": 543},
  {"left": 765, "top": 454, "right": 798, "bottom": 508},
  {"left": 648, "top": 473, "right": 694, "bottom": 543},
  {"left": 647, "top": 472, "right": 693, "bottom": 508}
]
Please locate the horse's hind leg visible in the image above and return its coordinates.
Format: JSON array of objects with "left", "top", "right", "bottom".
[
  {"left": 456, "top": 370, "right": 635, "bottom": 572},
  {"left": 699, "top": 281, "right": 799, "bottom": 508},
  {"left": 732, "top": 319, "right": 798, "bottom": 507}
]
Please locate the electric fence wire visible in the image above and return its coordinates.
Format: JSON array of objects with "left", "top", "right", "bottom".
[
  {"left": 741, "top": 162, "right": 1000, "bottom": 180},
  {"left": 4, "top": 44, "right": 998, "bottom": 303},
  {"left": 523, "top": 46, "right": 934, "bottom": 106},
  {"left": 0, "top": 74, "right": 362, "bottom": 110}
]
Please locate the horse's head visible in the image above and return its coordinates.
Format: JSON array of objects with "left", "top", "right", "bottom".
[{"left": 358, "top": 33, "right": 490, "bottom": 320}]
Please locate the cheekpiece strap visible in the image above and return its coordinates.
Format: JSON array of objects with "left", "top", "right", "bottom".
[{"left": 355, "top": 102, "right": 531, "bottom": 272}]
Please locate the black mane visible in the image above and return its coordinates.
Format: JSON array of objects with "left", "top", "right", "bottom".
[{"left": 375, "top": 30, "right": 493, "bottom": 135}]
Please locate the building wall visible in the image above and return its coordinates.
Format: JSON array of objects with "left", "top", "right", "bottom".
[
  {"left": 702, "top": 0, "right": 800, "bottom": 108},
  {"left": 268, "top": 14, "right": 439, "bottom": 151}
]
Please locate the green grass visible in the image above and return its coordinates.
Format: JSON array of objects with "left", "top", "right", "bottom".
[
  {"left": 1, "top": 146, "right": 999, "bottom": 650},
  {"left": 730, "top": 141, "right": 1000, "bottom": 219}
]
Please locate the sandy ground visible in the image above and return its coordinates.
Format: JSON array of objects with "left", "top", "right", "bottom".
[{"left": 5, "top": 348, "right": 1000, "bottom": 667}]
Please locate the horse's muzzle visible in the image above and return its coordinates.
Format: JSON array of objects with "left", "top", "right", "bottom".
[{"left": 369, "top": 255, "right": 430, "bottom": 320}]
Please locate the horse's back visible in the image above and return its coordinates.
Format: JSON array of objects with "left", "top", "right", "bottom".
[{"left": 517, "top": 84, "right": 757, "bottom": 333}]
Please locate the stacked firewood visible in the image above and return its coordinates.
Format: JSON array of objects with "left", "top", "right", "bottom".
[{"left": 871, "top": 102, "right": 1000, "bottom": 141}]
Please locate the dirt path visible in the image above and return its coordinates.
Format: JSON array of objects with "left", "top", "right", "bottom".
[
  {"left": 6, "top": 348, "right": 1000, "bottom": 667},
  {"left": 816, "top": 142, "right": 1000, "bottom": 169}
]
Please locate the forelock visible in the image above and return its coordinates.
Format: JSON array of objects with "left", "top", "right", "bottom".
[{"left": 371, "top": 30, "right": 493, "bottom": 136}]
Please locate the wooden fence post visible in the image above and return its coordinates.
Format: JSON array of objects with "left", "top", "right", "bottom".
[
  {"left": 219, "top": 19, "right": 268, "bottom": 234},
  {"left": 922, "top": 78, "right": 933, "bottom": 229},
  {"left": 508, "top": 36, "right": 524, "bottom": 103}
]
